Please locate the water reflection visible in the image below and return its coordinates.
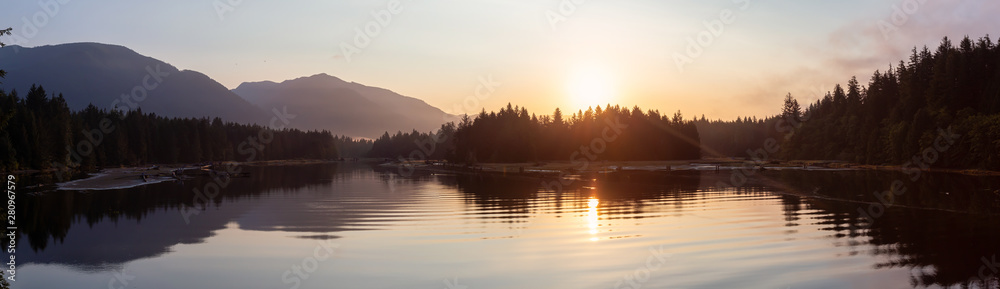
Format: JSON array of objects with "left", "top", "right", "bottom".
[
  {"left": 441, "top": 169, "right": 1000, "bottom": 288},
  {"left": 15, "top": 164, "right": 1000, "bottom": 288},
  {"left": 587, "top": 198, "right": 599, "bottom": 241},
  {"left": 763, "top": 170, "right": 1000, "bottom": 288},
  {"left": 18, "top": 163, "right": 364, "bottom": 270}
]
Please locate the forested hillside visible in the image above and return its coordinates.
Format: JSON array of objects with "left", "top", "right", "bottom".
[
  {"left": 781, "top": 35, "right": 1000, "bottom": 169},
  {"left": 369, "top": 104, "right": 701, "bottom": 163},
  {"left": 6, "top": 34, "right": 997, "bottom": 171},
  {"left": 0, "top": 85, "right": 339, "bottom": 171},
  {"left": 0, "top": 43, "right": 267, "bottom": 124},
  {"left": 695, "top": 116, "right": 780, "bottom": 158},
  {"left": 695, "top": 35, "right": 1000, "bottom": 170}
]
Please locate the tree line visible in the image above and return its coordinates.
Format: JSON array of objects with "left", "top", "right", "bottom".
[
  {"left": 6, "top": 33, "right": 996, "bottom": 170},
  {"left": 369, "top": 104, "right": 702, "bottom": 163},
  {"left": 0, "top": 85, "right": 340, "bottom": 172},
  {"left": 694, "top": 115, "right": 783, "bottom": 158},
  {"left": 333, "top": 135, "right": 373, "bottom": 158},
  {"left": 693, "top": 35, "right": 1000, "bottom": 170},
  {"left": 368, "top": 123, "right": 455, "bottom": 161},
  {"left": 778, "top": 35, "right": 1000, "bottom": 169},
  {"left": 373, "top": 35, "right": 1000, "bottom": 170}
]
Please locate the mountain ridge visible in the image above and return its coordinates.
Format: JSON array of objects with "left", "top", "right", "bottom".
[
  {"left": 0, "top": 42, "right": 453, "bottom": 138},
  {"left": 233, "top": 73, "right": 455, "bottom": 138},
  {"left": 0, "top": 42, "right": 266, "bottom": 124}
]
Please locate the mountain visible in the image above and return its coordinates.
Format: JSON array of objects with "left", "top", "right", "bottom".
[
  {"left": 0, "top": 42, "right": 455, "bottom": 137},
  {"left": 233, "top": 74, "right": 455, "bottom": 138},
  {"left": 0, "top": 43, "right": 266, "bottom": 124}
]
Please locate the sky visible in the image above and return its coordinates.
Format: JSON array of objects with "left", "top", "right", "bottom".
[{"left": 3, "top": 0, "right": 999, "bottom": 120}]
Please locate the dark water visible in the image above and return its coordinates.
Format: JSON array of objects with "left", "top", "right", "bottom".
[{"left": 11, "top": 163, "right": 1000, "bottom": 289}]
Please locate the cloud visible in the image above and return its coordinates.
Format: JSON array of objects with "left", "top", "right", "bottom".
[
  {"left": 743, "top": 0, "right": 1000, "bottom": 115},
  {"left": 828, "top": 0, "right": 1000, "bottom": 74}
]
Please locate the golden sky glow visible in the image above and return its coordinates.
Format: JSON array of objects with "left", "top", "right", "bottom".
[{"left": 4, "top": 0, "right": 998, "bottom": 119}]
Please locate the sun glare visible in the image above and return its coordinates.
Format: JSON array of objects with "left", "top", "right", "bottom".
[
  {"left": 587, "top": 197, "right": 600, "bottom": 241},
  {"left": 567, "top": 64, "right": 617, "bottom": 111}
]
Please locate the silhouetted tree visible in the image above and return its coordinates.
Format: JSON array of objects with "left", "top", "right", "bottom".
[
  {"left": 0, "top": 88, "right": 341, "bottom": 171},
  {"left": 779, "top": 35, "right": 1000, "bottom": 169},
  {"left": 0, "top": 27, "right": 11, "bottom": 82}
]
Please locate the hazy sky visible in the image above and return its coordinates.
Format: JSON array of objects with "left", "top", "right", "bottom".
[{"left": 4, "top": 0, "right": 999, "bottom": 120}]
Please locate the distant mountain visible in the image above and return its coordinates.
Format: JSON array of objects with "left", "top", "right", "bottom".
[
  {"left": 0, "top": 43, "right": 454, "bottom": 137},
  {"left": 233, "top": 74, "right": 454, "bottom": 138},
  {"left": 0, "top": 43, "right": 266, "bottom": 124}
]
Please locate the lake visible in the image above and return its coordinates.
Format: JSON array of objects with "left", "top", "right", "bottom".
[{"left": 12, "top": 163, "right": 1000, "bottom": 289}]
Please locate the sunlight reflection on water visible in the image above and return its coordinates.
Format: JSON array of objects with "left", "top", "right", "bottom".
[{"left": 13, "top": 164, "right": 1000, "bottom": 289}]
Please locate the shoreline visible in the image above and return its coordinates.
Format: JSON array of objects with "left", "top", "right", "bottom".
[
  {"left": 55, "top": 164, "right": 218, "bottom": 191},
  {"left": 21, "top": 158, "right": 1000, "bottom": 192},
  {"left": 379, "top": 159, "right": 1000, "bottom": 178},
  {"left": 49, "top": 159, "right": 354, "bottom": 192},
  {"left": 56, "top": 169, "right": 177, "bottom": 191}
]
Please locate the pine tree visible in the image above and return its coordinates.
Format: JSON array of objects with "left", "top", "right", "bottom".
[
  {"left": 0, "top": 27, "right": 12, "bottom": 82},
  {"left": 781, "top": 93, "right": 801, "bottom": 122}
]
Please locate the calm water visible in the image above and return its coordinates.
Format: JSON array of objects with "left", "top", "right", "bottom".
[{"left": 12, "top": 163, "right": 1000, "bottom": 289}]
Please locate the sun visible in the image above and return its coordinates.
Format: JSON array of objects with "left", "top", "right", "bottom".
[{"left": 567, "top": 64, "right": 617, "bottom": 111}]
